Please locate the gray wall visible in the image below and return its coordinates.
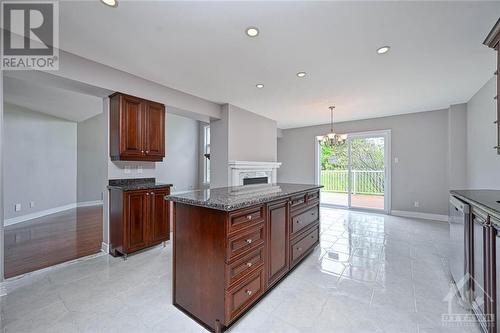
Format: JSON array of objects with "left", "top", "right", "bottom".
[
  {"left": 278, "top": 109, "right": 450, "bottom": 215},
  {"left": 210, "top": 105, "right": 229, "bottom": 188},
  {"left": 156, "top": 113, "right": 200, "bottom": 191},
  {"left": 77, "top": 112, "right": 107, "bottom": 202},
  {"left": 466, "top": 77, "right": 500, "bottom": 189},
  {"left": 3, "top": 104, "right": 77, "bottom": 219},
  {"left": 107, "top": 110, "right": 201, "bottom": 192},
  {"left": 227, "top": 104, "right": 277, "bottom": 162},
  {"left": 210, "top": 104, "right": 278, "bottom": 188},
  {"left": 448, "top": 104, "right": 467, "bottom": 190}
]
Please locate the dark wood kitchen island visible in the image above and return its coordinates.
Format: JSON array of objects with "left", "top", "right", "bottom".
[{"left": 166, "top": 183, "right": 322, "bottom": 332}]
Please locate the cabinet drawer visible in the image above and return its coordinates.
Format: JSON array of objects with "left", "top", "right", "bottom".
[
  {"left": 306, "top": 190, "right": 320, "bottom": 203},
  {"left": 227, "top": 225, "right": 265, "bottom": 261},
  {"left": 226, "top": 246, "right": 264, "bottom": 287},
  {"left": 290, "top": 194, "right": 307, "bottom": 211},
  {"left": 225, "top": 268, "right": 265, "bottom": 323},
  {"left": 228, "top": 205, "right": 265, "bottom": 235},
  {"left": 291, "top": 226, "right": 319, "bottom": 266},
  {"left": 291, "top": 205, "right": 319, "bottom": 235}
]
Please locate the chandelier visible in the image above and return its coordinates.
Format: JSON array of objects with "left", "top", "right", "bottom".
[{"left": 322, "top": 106, "right": 347, "bottom": 146}]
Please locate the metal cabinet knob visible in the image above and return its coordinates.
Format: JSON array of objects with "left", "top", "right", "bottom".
[
  {"left": 146, "top": 150, "right": 149, "bottom": 154},
  {"left": 141, "top": 150, "right": 144, "bottom": 154},
  {"left": 246, "top": 215, "right": 252, "bottom": 220},
  {"left": 245, "top": 290, "right": 252, "bottom": 296},
  {"left": 150, "top": 192, "right": 154, "bottom": 195},
  {"left": 146, "top": 193, "right": 150, "bottom": 196},
  {"left": 296, "top": 220, "right": 301, "bottom": 224},
  {"left": 246, "top": 239, "right": 252, "bottom": 244},
  {"left": 246, "top": 262, "right": 253, "bottom": 267},
  {"left": 297, "top": 247, "right": 302, "bottom": 251}
]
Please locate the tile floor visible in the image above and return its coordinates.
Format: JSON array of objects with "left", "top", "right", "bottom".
[{"left": 0, "top": 208, "right": 482, "bottom": 333}]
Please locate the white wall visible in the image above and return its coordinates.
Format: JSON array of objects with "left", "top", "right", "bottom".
[
  {"left": 278, "top": 109, "right": 450, "bottom": 215},
  {"left": 466, "top": 77, "right": 500, "bottom": 189},
  {"left": 210, "top": 104, "right": 277, "bottom": 188},
  {"left": 3, "top": 104, "right": 77, "bottom": 219},
  {"left": 448, "top": 104, "right": 467, "bottom": 190},
  {"left": 77, "top": 112, "right": 107, "bottom": 202}
]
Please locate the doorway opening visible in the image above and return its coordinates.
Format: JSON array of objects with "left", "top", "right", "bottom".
[{"left": 315, "top": 130, "right": 391, "bottom": 213}]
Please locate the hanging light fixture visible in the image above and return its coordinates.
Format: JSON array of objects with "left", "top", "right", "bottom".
[{"left": 322, "top": 106, "right": 347, "bottom": 146}]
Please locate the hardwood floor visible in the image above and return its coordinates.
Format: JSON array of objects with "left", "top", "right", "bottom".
[{"left": 4, "top": 205, "right": 103, "bottom": 278}]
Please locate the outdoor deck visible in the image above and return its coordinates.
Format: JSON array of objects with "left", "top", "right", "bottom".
[{"left": 321, "top": 192, "right": 384, "bottom": 210}]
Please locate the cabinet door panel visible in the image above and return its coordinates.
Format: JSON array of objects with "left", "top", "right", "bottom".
[
  {"left": 267, "top": 200, "right": 289, "bottom": 286},
  {"left": 145, "top": 102, "right": 165, "bottom": 159},
  {"left": 149, "top": 189, "right": 170, "bottom": 245},
  {"left": 125, "top": 192, "right": 148, "bottom": 252},
  {"left": 121, "top": 95, "right": 144, "bottom": 157}
]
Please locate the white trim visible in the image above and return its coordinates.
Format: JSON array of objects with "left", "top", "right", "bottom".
[
  {"left": 391, "top": 210, "right": 449, "bottom": 222},
  {"left": 77, "top": 200, "right": 103, "bottom": 208},
  {"left": 101, "top": 242, "right": 110, "bottom": 254},
  {"left": 228, "top": 160, "right": 282, "bottom": 168},
  {"left": 4, "top": 200, "right": 103, "bottom": 226},
  {"left": 228, "top": 160, "right": 281, "bottom": 186}
]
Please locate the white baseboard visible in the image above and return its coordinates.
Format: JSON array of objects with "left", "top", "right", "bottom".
[
  {"left": 4, "top": 200, "right": 103, "bottom": 226},
  {"left": 391, "top": 210, "right": 448, "bottom": 222},
  {"left": 101, "top": 242, "right": 109, "bottom": 254}
]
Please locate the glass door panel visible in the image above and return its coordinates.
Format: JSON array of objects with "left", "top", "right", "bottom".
[
  {"left": 320, "top": 140, "right": 349, "bottom": 207},
  {"left": 349, "top": 136, "right": 385, "bottom": 210}
]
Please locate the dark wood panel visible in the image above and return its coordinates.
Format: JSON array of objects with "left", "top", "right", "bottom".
[
  {"left": 149, "top": 189, "right": 170, "bottom": 245},
  {"left": 173, "top": 203, "right": 226, "bottom": 331},
  {"left": 225, "top": 268, "right": 265, "bottom": 325},
  {"left": 121, "top": 95, "right": 144, "bottom": 158},
  {"left": 226, "top": 246, "right": 264, "bottom": 288},
  {"left": 228, "top": 205, "right": 264, "bottom": 235},
  {"left": 226, "top": 224, "right": 265, "bottom": 261},
  {"left": 267, "top": 200, "right": 289, "bottom": 286},
  {"left": 291, "top": 224, "right": 319, "bottom": 267},
  {"left": 4, "top": 205, "right": 102, "bottom": 278},
  {"left": 125, "top": 191, "right": 149, "bottom": 252},
  {"left": 144, "top": 101, "right": 165, "bottom": 159},
  {"left": 291, "top": 205, "right": 319, "bottom": 236}
]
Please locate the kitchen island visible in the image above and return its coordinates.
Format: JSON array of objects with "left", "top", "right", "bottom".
[{"left": 166, "top": 183, "right": 322, "bottom": 332}]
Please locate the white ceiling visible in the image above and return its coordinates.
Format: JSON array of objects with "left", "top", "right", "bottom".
[
  {"left": 4, "top": 76, "right": 104, "bottom": 122},
  {"left": 59, "top": 1, "right": 500, "bottom": 128}
]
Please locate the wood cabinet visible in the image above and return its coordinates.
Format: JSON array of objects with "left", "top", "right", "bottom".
[
  {"left": 172, "top": 189, "right": 320, "bottom": 332},
  {"left": 483, "top": 18, "right": 500, "bottom": 155},
  {"left": 109, "top": 93, "right": 165, "bottom": 161},
  {"left": 109, "top": 186, "right": 171, "bottom": 257}
]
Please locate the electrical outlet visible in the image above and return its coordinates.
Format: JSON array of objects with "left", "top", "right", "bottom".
[
  {"left": 29, "top": 201, "right": 35, "bottom": 208},
  {"left": 394, "top": 157, "right": 399, "bottom": 164},
  {"left": 124, "top": 166, "right": 131, "bottom": 174},
  {"left": 137, "top": 165, "right": 143, "bottom": 174},
  {"left": 14, "top": 203, "right": 21, "bottom": 212},
  {"left": 414, "top": 201, "right": 420, "bottom": 208}
]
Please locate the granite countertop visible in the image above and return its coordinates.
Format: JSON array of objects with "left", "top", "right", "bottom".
[
  {"left": 451, "top": 190, "right": 500, "bottom": 220},
  {"left": 108, "top": 178, "right": 173, "bottom": 191},
  {"left": 165, "top": 183, "right": 322, "bottom": 211}
]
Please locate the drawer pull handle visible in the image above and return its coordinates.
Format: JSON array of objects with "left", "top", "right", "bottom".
[
  {"left": 146, "top": 150, "right": 149, "bottom": 154},
  {"left": 141, "top": 150, "right": 144, "bottom": 154},
  {"left": 246, "top": 215, "right": 252, "bottom": 220},
  {"left": 246, "top": 262, "right": 253, "bottom": 267},
  {"left": 311, "top": 212, "right": 315, "bottom": 216},
  {"left": 246, "top": 239, "right": 253, "bottom": 244},
  {"left": 311, "top": 235, "right": 315, "bottom": 239},
  {"left": 296, "top": 220, "right": 301, "bottom": 224},
  {"left": 297, "top": 247, "right": 302, "bottom": 251},
  {"left": 245, "top": 290, "right": 252, "bottom": 296}
]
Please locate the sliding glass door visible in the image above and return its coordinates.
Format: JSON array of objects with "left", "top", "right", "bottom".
[{"left": 318, "top": 130, "right": 390, "bottom": 212}]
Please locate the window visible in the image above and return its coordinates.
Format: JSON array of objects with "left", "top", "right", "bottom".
[{"left": 203, "top": 125, "right": 210, "bottom": 184}]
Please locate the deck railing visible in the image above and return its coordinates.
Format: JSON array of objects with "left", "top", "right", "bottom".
[{"left": 320, "top": 170, "right": 384, "bottom": 195}]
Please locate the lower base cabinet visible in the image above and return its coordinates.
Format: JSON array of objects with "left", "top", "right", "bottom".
[
  {"left": 109, "top": 187, "right": 170, "bottom": 257},
  {"left": 172, "top": 189, "right": 320, "bottom": 332}
]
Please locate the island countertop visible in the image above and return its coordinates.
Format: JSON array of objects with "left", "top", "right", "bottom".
[
  {"left": 107, "top": 178, "right": 173, "bottom": 191},
  {"left": 451, "top": 189, "right": 500, "bottom": 220},
  {"left": 165, "top": 183, "right": 322, "bottom": 211}
]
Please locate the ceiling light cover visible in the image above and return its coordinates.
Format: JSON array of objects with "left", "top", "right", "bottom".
[
  {"left": 246, "top": 27, "right": 259, "bottom": 37},
  {"left": 377, "top": 46, "right": 390, "bottom": 54},
  {"left": 101, "top": 0, "right": 118, "bottom": 7},
  {"left": 296, "top": 72, "right": 307, "bottom": 78},
  {"left": 256, "top": 84, "right": 264, "bottom": 88}
]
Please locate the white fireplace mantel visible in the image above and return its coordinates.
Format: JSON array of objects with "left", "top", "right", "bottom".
[{"left": 228, "top": 160, "right": 282, "bottom": 186}]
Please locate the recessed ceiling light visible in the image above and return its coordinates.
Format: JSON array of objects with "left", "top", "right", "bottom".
[
  {"left": 296, "top": 72, "right": 307, "bottom": 78},
  {"left": 377, "top": 46, "right": 390, "bottom": 54},
  {"left": 100, "top": 0, "right": 118, "bottom": 7},
  {"left": 246, "top": 27, "right": 259, "bottom": 37},
  {"left": 256, "top": 84, "right": 264, "bottom": 89}
]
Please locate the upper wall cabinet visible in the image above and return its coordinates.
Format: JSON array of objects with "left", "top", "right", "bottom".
[
  {"left": 484, "top": 18, "right": 500, "bottom": 155},
  {"left": 109, "top": 93, "right": 166, "bottom": 161}
]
